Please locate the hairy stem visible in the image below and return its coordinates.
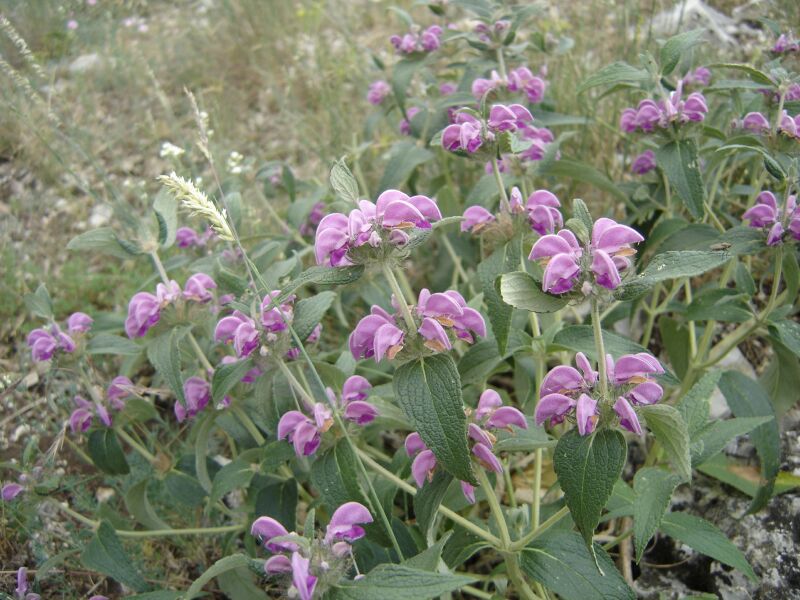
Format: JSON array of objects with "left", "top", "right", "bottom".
[{"left": 382, "top": 264, "right": 417, "bottom": 332}]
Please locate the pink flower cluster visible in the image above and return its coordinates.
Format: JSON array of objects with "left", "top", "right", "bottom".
[
  {"left": 631, "top": 150, "right": 657, "bottom": 175},
  {"left": 367, "top": 80, "right": 391, "bottom": 105},
  {"left": 442, "top": 103, "right": 533, "bottom": 154},
  {"left": 176, "top": 226, "right": 215, "bottom": 248},
  {"left": 681, "top": 66, "right": 711, "bottom": 88},
  {"left": 125, "top": 274, "right": 217, "bottom": 338},
  {"left": 743, "top": 191, "right": 800, "bottom": 246},
  {"left": 773, "top": 33, "right": 799, "bottom": 54},
  {"left": 69, "top": 376, "right": 134, "bottom": 434},
  {"left": 407, "top": 389, "right": 527, "bottom": 503},
  {"left": 472, "top": 66, "right": 547, "bottom": 103},
  {"left": 299, "top": 202, "right": 326, "bottom": 237},
  {"left": 461, "top": 187, "right": 563, "bottom": 236},
  {"left": 278, "top": 376, "right": 377, "bottom": 457},
  {"left": 349, "top": 289, "right": 486, "bottom": 363},
  {"left": 535, "top": 352, "right": 664, "bottom": 436},
  {"left": 474, "top": 19, "right": 510, "bottom": 44},
  {"left": 314, "top": 190, "right": 441, "bottom": 267},
  {"left": 252, "top": 502, "right": 373, "bottom": 599},
  {"left": 620, "top": 84, "right": 707, "bottom": 133},
  {"left": 390, "top": 25, "right": 443, "bottom": 54},
  {"left": 737, "top": 110, "right": 800, "bottom": 138},
  {"left": 529, "top": 217, "right": 644, "bottom": 294}
]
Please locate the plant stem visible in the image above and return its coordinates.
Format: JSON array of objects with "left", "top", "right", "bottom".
[
  {"left": 509, "top": 506, "right": 570, "bottom": 552},
  {"left": 476, "top": 468, "right": 511, "bottom": 548},
  {"left": 117, "top": 428, "right": 158, "bottom": 464},
  {"left": 276, "top": 359, "right": 315, "bottom": 409},
  {"left": 382, "top": 264, "right": 417, "bottom": 332},
  {"left": 186, "top": 332, "right": 214, "bottom": 373},
  {"left": 229, "top": 404, "right": 266, "bottom": 445},
  {"left": 591, "top": 298, "right": 609, "bottom": 401},
  {"left": 491, "top": 157, "right": 511, "bottom": 213},
  {"left": 505, "top": 551, "right": 540, "bottom": 600},
  {"left": 684, "top": 280, "right": 697, "bottom": 358},
  {"left": 496, "top": 47, "right": 508, "bottom": 81},
  {"left": 532, "top": 449, "right": 543, "bottom": 528},
  {"left": 356, "top": 449, "right": 503, "bottom": 548}
]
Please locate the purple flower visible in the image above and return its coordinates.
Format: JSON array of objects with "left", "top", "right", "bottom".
[
  {"left": 421, "top": 25, "right": 443, "bottom": 51},
  {"left": 743, "top": 191, "right": 800, "bottom": 245},
  {"left": 417, "top": 288, "right": 487, "bottom": 343},
  {"left": 778, "top": 110, "right": 800, "bottom": 138},
  {"left": 487, "top": 103, "right": 533, "bottom": 132},
  {"left": 508, "top": 66, "right": 547, "bottom": 103},
  {"left": 2, "top": 482, "right": 24, "bottom": 502},
  {"left": 107, "top": 376, "right": 134, "bottom": 410},
  {"left": 620, "top": 108, "right": 637, "bottom": 133},
  {"left": 517, "top": 124, "right": 556, "bottom": 162},
  {"left": 471, "top": 70, "right": 504, "bottom": 99},
  {"left": 215, "top": 311, "right": 259, "bottom": 358},
  {"left": 67, "top": 312, "right": 93, "bottom": 334},
  {"left": 741, "top": 112, "right": 770, "bottom": 133},
  {"left": 15, "top": 567, "right": 40, "bottom": 600},
  {"left": 183, "top": 273, "right": 217, "bottom": 303},
  {"left": 220, "top": 355, "right": 262, "bottom": 383},
  {"left": 251, "top": 516, "right": 299, "bottom": 553},
  {"left": 299, "top": 202, "right": 326, "bottom": 237},
  {"left": 175, "top": 377, "right": 210, "bottom": 422},
  {"left": 26, "top": 329, "right": 58, "bottom": 362},
  {"left": 176, "top": 227, "right": 201, "bottom": 248},
  {"left": 291, "top": 552, "right": 317, "bottom": 600},
  {"left": 442, "top": 112, "right": 484, "bottom": 153},
  {"left": 439, "top": 82, "right": 457, "bottom": 96},
  {"left": 461, "top": 206, "right": 496, "bottom": 233},
  {"left": 261, "top": 291, "right": 294, "bottom": 333},
  {"left": 265, "top": 555, "right": 293, "bottom": 574},
  {"left": 630, "top": 150, "right": 656, "bottom": 175},
  {"left": 69, "top": 394, "right": 112, "bottom": 433},
  {"left": 324, "top": 501, "right": 373, "bottom": 544},
  {"left": 390, "top": 25, "right": 442, "bottom": 55},
  {"left": 125, "top": 292, "right": 161, "bottom": 338},
  {"left": 156, "top": 280, "right": 182, "bottom": 304},
  {"left": 367, "top": 80, "right": 391, "bottom": 105},
  {"left": 536, "top": 352, "right": 662, "bottom": 435},
  {"left": 526, "top": 189, "right": 563, "bottom": 235},
  {"left": 681, "top": 66, "right": 711, "bottom": 87},
  {"left": 278, "top": 403, "right": 333, "bottom": 456},
  {"left": 349, "top": 306, "right": 405, "bottom": 362},
  {"left": 773, "top": 33, "right": 799, "bottom": 54},
  {"left": 620, "top": 85, "right": 708, "bottom": 133}
]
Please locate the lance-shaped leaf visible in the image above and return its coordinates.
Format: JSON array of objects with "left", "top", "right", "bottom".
[
  {"left": 655, "top": 140, "right": 706, "bottom": 219},
  {"left": 638, "top": 404, "right": 692, "bottom": 482},
  {"left": 632, "top": 467, "right": 681, "bottom": 562},
  {"left": 499, "top": 271, "right": 569, "bottom": 313},
  {"left": 478, "top": 237, "right": 521, "bottom": 354}
]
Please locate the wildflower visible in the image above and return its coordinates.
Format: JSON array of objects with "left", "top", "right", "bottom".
[
  {"left": 367, "top": 80, "right": 391, "bottom": 105},
  {"left": 291, "top": 553, "right": 317, "bottom": 600},
  {"left": 772, "top": 33, "right": 799, "bottom": 54},
  {"left": 630, "top": 150, "right": 657, "bottom": 175},
  {"left": 159, "top": 141, "right": 185, "bottom": 158},
  {"left": 487, "top": 103, "right": 533, "bottom": 132},
  {"left": 471, "top": 70, "right": 505, "bottom": 99},
  {"left": 349, "top": 306, "right": 405, "bottom": 362},
  {"left": 324, "top": 502, "right": 373, "bottom": 544},
  {"left": 681, "top": 66, "right": 711, "bottom": 87},
  {"left": 2, "top": 482, "right": 24, "bottom": 502},
  {"left": 67, "top": 19, "right": 78, "bottom": 30},
  {"left": 67, "top": 312, "right": 93, "bottom": 334},
  {"left": 69, "top": 395, "right": 112, "bottom": 433},
  {"left": 461, "top": 205, "right": 495, "bottom": 232},
  {"left": 251, "top": 517, "right": 300, "bottom": 553},
  {"left": 158, "top": 172, "right": 235, "bottom": 242},
  {"left": 439, "top": 82, "right": 457, "bottom": 96},
  {"left": 26, "top": 327, "right": 72, "bottom": 362},
  {"left": 529, "top": 217, "right": 644, "bottom": 294},
  {"left": 326, "top": 375, "right": 378, "bottom": 424},
  {"left": 399, "top": 106, "right": 421, "bottom": 135},
  {"left": 175, "top": 377, "right": 210, "bottom": 422},
  {"left": 299, "top": 202, "right": 326, "bottom": 237},
  {"left": 740, "top": 112, "right": 771, "bottom": 133},
  {"left": 278, "top": 403, "right": 333, "bottom": 456},
  {"left": 176, "top": 227, "right": 200, "bottom": 247},
  {"left": 107, "top": 376, "right": 134, "bottom": 410},
  {"left": 778, "top": 110, "right": 800, "bottom": 138},
  {"left": 220, "top": 355, "right": 262, "bottom": 383},
  {"left": 536, "top": 352, "right": 664, "bottom": 435},
  {"left": 743, "top": 191, "right": 800, "bottom": 246},
  {"left": 407, "top": 389, "right": 526, "bottom": 503},
  {"left": 517, "top": 124, "right": 556, "bottom": 162},
  {"left": 508, "top": 66, "right": 547, "bottom": 103},
  {"left": 442, "top": 113, "right": 484, "bottom": 153},
  {"left": 526, "top": 189, "right": 564, "bottom": 235},
  {"left": 619, "top": 84, "right": 707, "bottom": 133},
  {"left": 215, "top": 311, "right": 259, "bottom": 358},
  {"left": 417, "top": 288, "right": 486, "bottom": 344},
  {"left": 314, "top": 190, "right": 441, "bottom": 267},
  {"left": 14, "top": 567, "right": 40, "bottom": 600},
  {"left": 183, "top": 273, "right": 217, "bottom": 303},
  {"left": 390, "top": 25, "right": 442, "bottom": 54}
]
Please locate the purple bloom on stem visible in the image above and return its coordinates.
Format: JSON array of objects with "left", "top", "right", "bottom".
[
  {"left": 439, "top": 82, "right": 457, "bottom": 96},
  {"left": 107, "top": 376, "right": 134, "bottom": 409},
  {"left": 215, "top": 311, "right": 259, "bottom": 358},
  {"left": 176, "top": 227, "right": 201, "bottom": 248},
  {"left": 461, "top": 481, "right": 476, "bottom": 504},
  {"left": 251, "top": 516, "right": 298, "bottom": 553},
  {"left": 349, "top": 307, "right": 404, "bottom": 362},
  {"left": 741, "top": 112, "right": 770, "bottom": 133},
  {"left": 278, "top": 404, "right": 332, "bottom": 456},
  {"left": 487, "top": 103, "right": 533, "bottom": 132},
  {"left": 175, "top": 377, "right": 210, "bottom": 422},
  {"left": 324, "top": 501, "right": 373, "bottom": 544},
  {"left": 508, "top": 66, "right": 547, "bottom": 103},
  {"left": 575, "top": 393, "right": 598, "bottom": 435},
  {"left": 411, "top": 449, "right": 438, "bottom": 486},
  {"left": 631, "top": 150, "right": 656, "bottom": 175},
  {"left": 67, "top": 312, "right": 93, "bottom": 334},
  {"left": 27, "top": 329, "right": 58, "bottom": 362},
  {"left": 471, "top": 70, "right": 504, "bottom": 99},
  {"left": 773, "top": 33, "right": 799, "bottom": 54},
  {"left": 156, "top": 280, "right": 182, "bottom": 304},
  {"left": 291, "top": 552, "right": 317, "bottom": 600},
  {"left": 265, "top": 555, "right": 293, "bottom": 574},
  {"left": 614, "top": 397, "right": 643, "bottom": 434},
  {"left": 526, "top": 189, "right": 563, "bottom": 235},
  {"left": 336, "top": 375, "right": 378, "bottom": 424},
  {"left": 682, "top": 66, "right": 711, "bottom": 87},
  {"left": 2, "top": 482, "right": 24, "bottom": 501},
  {"left": 619, "top": 108, "right": 637, "bottom": 133},
  {"left": 16, "top": 567, "right": 40, "bottom": 600},
  {"left": 472, "top": 442, "right": 503, "bottom": 473},
  {"left": 778, "top": 110, "right": 800, "bottom": 138},
  {"left": 125, "top": 292, "right": 161, "bottom": 338},
  {"left": 400, "top": 106, "right": 421, "bottom": 135},
  {"left": 367, "top": 80, "right": 391, "bottom": 105},
  {"left": 183, "top": 273, "right": 217, "bottom": 303}
]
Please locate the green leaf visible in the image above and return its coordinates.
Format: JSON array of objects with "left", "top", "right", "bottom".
[
  {"left": 478, "top": 238, "right": 521, "bottom": 354},
  {"left": 706, "top": 62, "right": 775, "bottom": 86},
  {"left": 209, "top": 457, "right": 258, "bottom": 506},
  {"left": 377, "top": 141, "right": 434, "bottom": 192},
  {"left": 153, "top": 190, "right": 178, "bottom": 248},
  {"left": 660, "top": 512, "right": 757, "bottom": 581},
  {"left": 692, "top": 416, "right": 773, "bottom": 466},
  {"left": 655, "top": 140, "right": 706, "bottom": 219},
  {"left": 520, "top": 530, "right": 635, "bottom": 599},
  {"left": 23, "top": 283, "right": 53, "bottom": 319},
  {"left": 499, "top": 271, "right": 569, "bottom": 313},
  {"left": 391, "top": 57, "right": 427, "bottom": 107},
  {"left": 185, "top": 554, "right": 253, "bottom": 599},
  {"left": 211, "top": 358, "right": 254, "bottom": 404},
  {"left": 293, "top": 291, "right": 335, "bottom": 341},
  {"left": 414, "top": 471, "right": 453, "bottom": 539},
  {"left": 86, "top": 333, "right": 143, "bottom": 356},
  {"left": 402, "top": 531, "right": 453, "bottom": 571},
  {"left": 552, "top": 326, "right": 651, "bottom": 360},
  {"left": 393, "top": 354, "right": 475, "bottom": 484},
  {"left": 718, "top": 371, "right": 780, "bottom": 512},
  {"left": 540, "top": 159, "right": 627, "bottom": 203},
  {"left": 632, "top": 468, "right": 680, "bottom": 562},
  {"left": 677, "top": 369, "right": 720, "bottom": 438},
  {"left": 330, "top": 565, "right": 475, "bottom": 600},
  {"left": 279, "top": 265, "right": 364, "bottom": 302},
  {"left": 311, "top": 440, "right": 370, "bottom": 510},
  {"left": 125, "top": 480, "right": 171, "bottom": 531},
  {"left": 571, "top": 198, "right": 594, "bottom": 240},
  {"left": 147, "top": 326, "right": 190, "bottom": 406},
  {"left": 615, "top": 250, "right": 729, "bottom": 301},
  {"left": 577, "top": 61, "right": 650, "bottom": 93},
  {"left": 554, "top": 429, "right": 627, "bottom": 553},
  {"left": 638, "top": 404, "right": 692, "bottom": 482},
  {"left": 768, "top": 318, "right": 800, "bottom": 358},
  {"left": 217, "top": 566, "right": 268, "bottom": 600},
  {"left": 67, "top": 227, "right": 141, "bottom": 259},
  {"left": 254, "top": 477, "right": 297, "bottom": 531},
  {"left": 87, "top": 429, "right": 130, "bottom": 476},
  {"left": 330, "top": 158, "right": 360, "bottom": 204},
  {"left": 164, "top": 470, "right": 207, "bottom": 507},
  {"left": 686, "top": 289, "right": 751, "bottom": 323},
  {"left": 659, "top": 29, "right": 705, "bottom": 75},
  {"left": 81, "top": 521, "right": 149, "bottom": 592}
]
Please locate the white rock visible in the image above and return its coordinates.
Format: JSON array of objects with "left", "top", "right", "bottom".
[
  {"left": 88, "top": 204, "right": 113, "bottom": 228},
  {"left": 68, "top": 53, "right": 104, "bottom": 74}
]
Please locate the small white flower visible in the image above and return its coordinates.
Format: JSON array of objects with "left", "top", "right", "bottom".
[{"left": 159, "top": 141, "right": 185, "bottom": 158}]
